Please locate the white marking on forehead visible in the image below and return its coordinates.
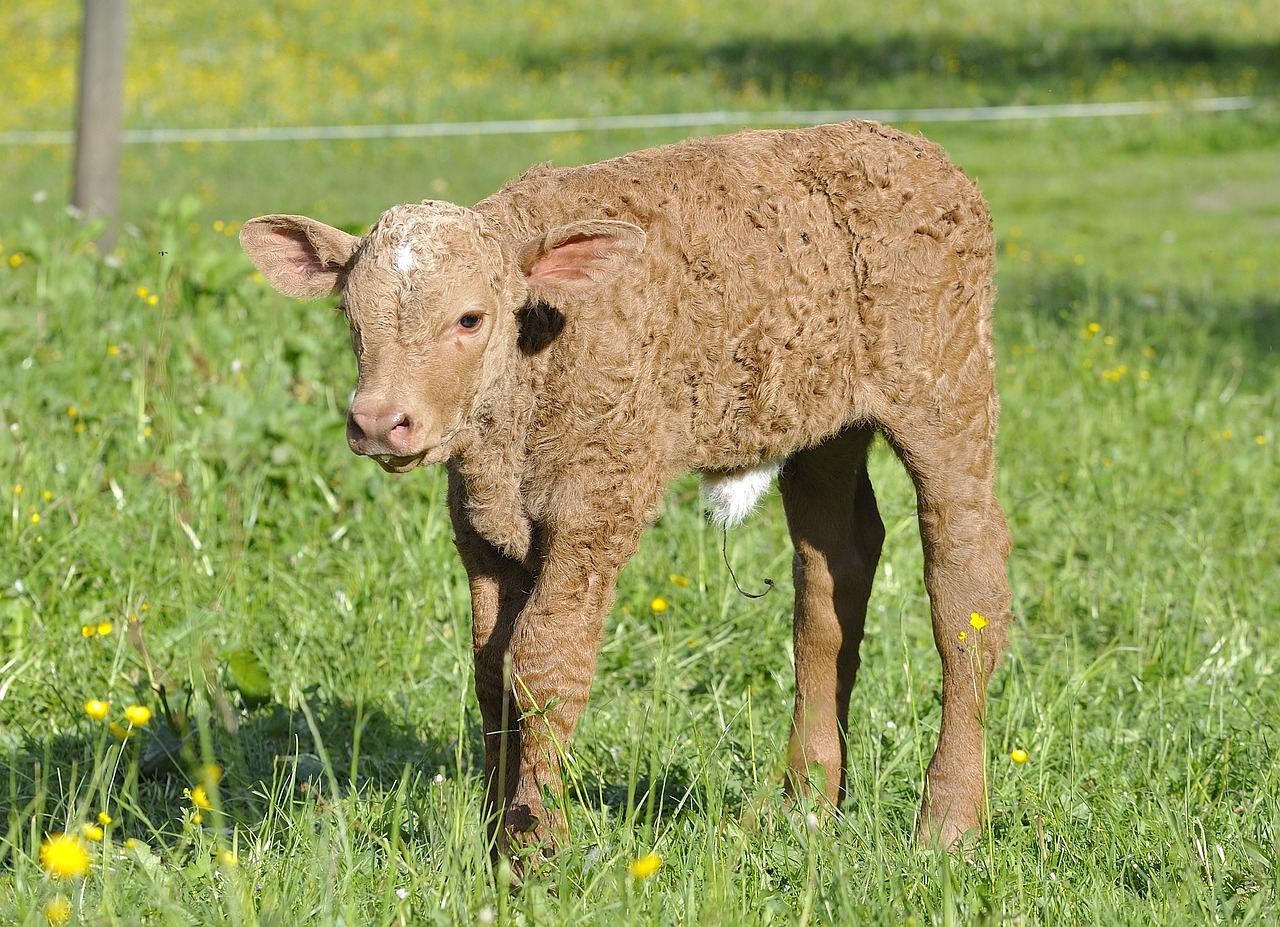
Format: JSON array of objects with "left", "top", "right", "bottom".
[
  {"left": 380, "top": 202, "right": 478, "bottom": 279},
  {"left": 394, "top": 240, "right": 416, "bottom": 273}
]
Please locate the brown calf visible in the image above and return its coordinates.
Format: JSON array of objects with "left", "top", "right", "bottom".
[{"left": 240, "top": 120, "right": 1013, "bottom": 856}]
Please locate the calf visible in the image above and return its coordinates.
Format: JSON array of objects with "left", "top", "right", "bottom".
[{"left": 240, "top": 120, "right": 1013, "bottom": 855}]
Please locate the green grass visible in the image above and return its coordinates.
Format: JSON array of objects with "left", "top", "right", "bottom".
[{"left": 3, "top": 1, "right": 1280, "bottom": 924}]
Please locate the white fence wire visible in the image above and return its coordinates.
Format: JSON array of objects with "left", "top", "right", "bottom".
[{"left": 0, "top": 96, "right": 1257, "bottom": 147}]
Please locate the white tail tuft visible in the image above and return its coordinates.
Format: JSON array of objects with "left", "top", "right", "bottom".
[{"left": 701, "top": 461, "right": 781, "bottom": 527}]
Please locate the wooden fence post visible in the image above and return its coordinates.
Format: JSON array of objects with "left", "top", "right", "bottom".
[{"left": 73, "top": 0, "right": 128, "bottom": 250}]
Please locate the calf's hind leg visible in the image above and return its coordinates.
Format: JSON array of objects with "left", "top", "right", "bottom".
[
  {"left": 893, "top": 410, "right": 1013, "bottom": 847},
  {"left": 779, "top": 426, "right": 884, "bottom": 806}
]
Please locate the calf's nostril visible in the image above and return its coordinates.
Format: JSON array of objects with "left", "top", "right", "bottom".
[{"left": 347, "top": 413, "right": 367, "bottom": 445}]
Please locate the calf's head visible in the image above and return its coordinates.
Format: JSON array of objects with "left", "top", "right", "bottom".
[{"left": 240, "top": 201, "right": 645, "bottom": 471}]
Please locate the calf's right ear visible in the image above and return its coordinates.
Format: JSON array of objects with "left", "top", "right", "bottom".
[{"left": 239, "top": 215, "right": 362, "bottom": 299}]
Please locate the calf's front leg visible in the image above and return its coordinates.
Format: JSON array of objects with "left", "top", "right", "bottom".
[
  {"left": 470, "top": 514, "right": 645, "bottom": 858},
  {"left": 446, "top": 468, "right": 534, "bottom": 853}
]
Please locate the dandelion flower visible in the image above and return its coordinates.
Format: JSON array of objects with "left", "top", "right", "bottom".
[
  {"left": 107, "top": 344, "right": 120, "bottom": 356},
  {"left": 969, "top": 612, "right": 989, "bottom": 631},
  {"left": 957, "top": 631, "right": 968, "bottom": 643},
  {"left": 39, "top": 833, "right": 92, "bottom": 879},
  {"left": 31, "top": 513, "right": 41, "bottom": 525},
  {"left": 202, "top": 763, "right": 223, "bottom": 784},
  {"left": 96, "top": 621, "right": 113, "bottom": 636},
  {"left": 187, "top": 785, "right": 212, "bottom": 811},
  {"left": 44, "top": 896, "right": 73, "bottom": 925},
  {"left": 1010, "top": 748, "right": 1030, "bottom": 765},
  {"left": 80, "top": 823, "right": 104, "bottom": 842},
  {"left": 84, "top": 699, "right": 109, "bottom": 721},
  {"left": 650, "top": 597, "right": 669, "bottom": 613},
  {"left": 97, "top": 811, "right": 113, "bottom": 826},
  {"left": 109, "top": 722, "right": 134, "bottom": 740},
  {"left": 668, "top": 573, "right": 691, "bottom": 588},
  {"left": 628, "top": 851, "right": 661, "bottom": 879},
  {"left": 217, "top": 848, "right": 237, "bottom": 866},
  {"left": 13, "top": 484, "right": 22, "bottom": 495},
  {"left": 81, "top": 624, "right": 96, "bottom": 638},
  {"left": 124, "top": 704, "right": 152, "bottom": 727}
]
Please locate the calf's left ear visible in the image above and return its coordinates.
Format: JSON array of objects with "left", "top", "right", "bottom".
[{"left": 517, "top": 220, "right": 646, "bottom": 300}]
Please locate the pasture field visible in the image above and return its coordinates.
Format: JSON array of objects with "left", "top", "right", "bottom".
[{"left": 2, "top": 1, "right": 1279, "bottom": 924}]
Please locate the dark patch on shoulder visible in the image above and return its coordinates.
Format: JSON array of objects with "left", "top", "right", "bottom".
[{"left": 517, "top": 300, "right": 566, "bottom": 354}]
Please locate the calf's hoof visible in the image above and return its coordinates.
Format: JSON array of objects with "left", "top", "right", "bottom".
[{"left": 916, "top": 799, "right": 982, "bottom": 851}]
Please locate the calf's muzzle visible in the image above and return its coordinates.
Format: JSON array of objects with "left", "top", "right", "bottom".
[{"left": 347, "top": 404, "right": 419, "bottom": 463}]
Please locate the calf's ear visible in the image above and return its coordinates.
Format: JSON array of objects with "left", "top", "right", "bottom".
[
  {"left": 517, "top": 220, "right": 646, "bottom": 300},
  {"left": 240, "top": 215, "right": 362, "bottom": 299}
]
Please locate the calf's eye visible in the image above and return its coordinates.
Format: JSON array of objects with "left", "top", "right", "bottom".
[{"left": 457, "top": 314, "right": 482, "bottom": 331}]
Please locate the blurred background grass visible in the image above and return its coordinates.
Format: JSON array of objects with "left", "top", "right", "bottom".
[{"left": 3, "top": 0, "right": 1278, "bottom": 299}]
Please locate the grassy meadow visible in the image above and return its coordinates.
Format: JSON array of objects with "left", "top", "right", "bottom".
[{"left": 2, "top": 1, "right": 1279, "bottom": 924}]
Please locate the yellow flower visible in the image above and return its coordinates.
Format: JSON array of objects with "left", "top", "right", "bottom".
[
  {"left": 39, "top": 833, "right": 92, "bottom": 879},
  {"left": 96, "top": 621, "right": 113, "bottom": 636},
  {"left": 957, "top": 630, "right": 968, "bottom": 643},
  {"left": 84, "top": 699, "right": 109, "bottom": 721},
  {"left": 650, "top": 597, "right": 669, "bottom": 613},
  {"left": 42, "top": 490, "right": 52, "bottom": 501},
  {"left": 81, "top": 624, "right": 96, "bottom": 638},
  {"left": 628, "top": 851, "right": 661, "bottom": 879},
  {"left": 12, "top": 484, "right": 22, "bottom": 495},
  {"left": 188, "top": 785, "right": 212, "bottom": 811},
  {"left": 668, "top": 573, "right": 691, "bottom": 588},
  {"left": 107, "top": 344, "right": 120, "bottom": 356},
  {"left": 217, "top": 848, "right": 237, "bottom": 866},
  {"left": 969, "top": 612, "right": 989, "bottom": 631},
  {"left": 147, "top": 295, "right": 159, "bottom": 307},
  {"left": 109, "top": 722, "right": 134, "bottom": 740},
  {"left": 8, "top": 253, "right": 22, "bottom": 268},
  {"left": 66, "top": 406, "right": 78, "bottom": 418},
  {"left": 81, "top": 823, "right": 104, "bottom": 842},
  {"left": 31, "top": 513, "right": 41, "bottom": 525},
  {"left": 136, "top": 286, "right": 149, "bottom": 299},
  {"left": 1010, "top": 748, "right": 1030, "bottom": 765},
  {"left": 44, "top": 895, "right": 73, "bottom": 925},
  {"left": 124, "top": 704, "right": 152, "bottom": 727},
  {"left": 202, "top": 763, "right": 224, "bottom": 784},
  {"left": 97, "top": 811, "right": 113, "bottom": 826}
]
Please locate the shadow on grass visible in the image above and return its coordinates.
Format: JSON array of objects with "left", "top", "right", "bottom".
[
  {"left": 0, "top": 688, "right": 463, "bottom": 847},
  {"left": 514, "top": 27, "right": 1279, "bottom": 101},
  {"left": 1008, "top": 266, "right": 1280, "bottom": 369}
]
